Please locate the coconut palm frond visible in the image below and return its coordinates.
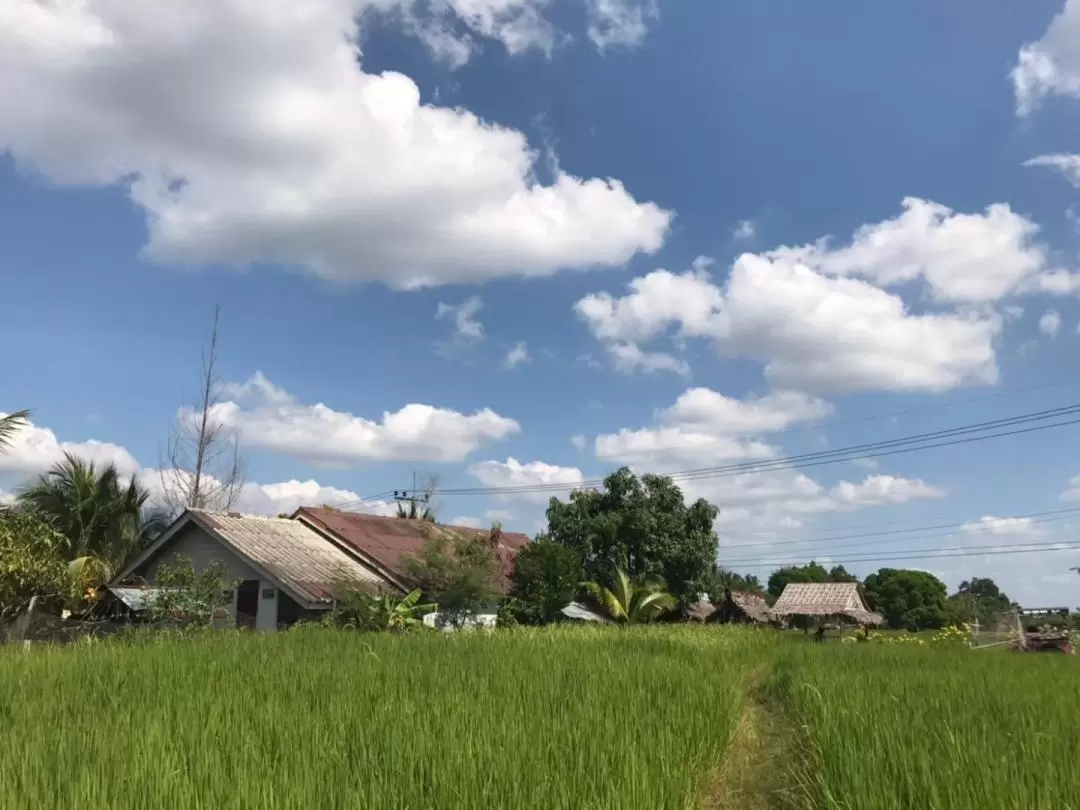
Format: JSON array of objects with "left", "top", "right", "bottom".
[{"left": 0, "top": 409, "right": 30, "bottom": 452}]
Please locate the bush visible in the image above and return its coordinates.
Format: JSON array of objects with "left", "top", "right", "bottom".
[{"left": 508, "top": 540, "right": 581, "bottom": 625}]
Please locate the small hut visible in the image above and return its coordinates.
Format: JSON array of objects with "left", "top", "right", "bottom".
[
  {"left": 769, "top": 582, "right": 884, "bottom": 629},
  {"left": 710, "top": 589, "right": 771, "bottom": 625}
]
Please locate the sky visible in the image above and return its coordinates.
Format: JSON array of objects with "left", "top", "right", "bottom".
[{"left": 4, "top": 0, "right": 1080, "bottom": 605}]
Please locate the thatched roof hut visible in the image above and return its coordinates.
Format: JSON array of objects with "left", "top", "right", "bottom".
[
  {"left": 710, "top": 589, "right": 771, "bottom": 624},
  {"left": 770, "top": 582, "right": 884, "bottom": 626}
]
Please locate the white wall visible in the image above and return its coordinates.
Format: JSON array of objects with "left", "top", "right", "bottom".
[{"left": 137, "top": 524, "right": 281, "bottom": 631}]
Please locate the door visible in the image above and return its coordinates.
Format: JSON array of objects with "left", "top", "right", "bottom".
[{"left": 236, "top": 580, "right": 259, "bottom": 629}]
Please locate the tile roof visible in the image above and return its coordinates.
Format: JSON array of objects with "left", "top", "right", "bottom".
[
  {"left": 770, "top": 582, "right": 882, "bottom": 624},
  {"left": 190, "top": 510, "right": 388, "bottom": 604},
  {"left": 295, "top": 508, "right": 531, "bottom": 590}
]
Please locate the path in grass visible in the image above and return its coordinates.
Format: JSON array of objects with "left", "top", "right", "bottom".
[{"left": 701, "top": 668, "right": 804, "bottom": 810}]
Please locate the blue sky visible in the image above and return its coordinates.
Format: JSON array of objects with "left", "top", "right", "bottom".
[{"left": 4, "top": 0, "right": 1080, "bottom": 604}]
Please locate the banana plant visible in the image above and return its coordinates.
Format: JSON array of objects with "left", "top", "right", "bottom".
[{"left": 584, "top": 568, "right": 677, "bottom": 624}]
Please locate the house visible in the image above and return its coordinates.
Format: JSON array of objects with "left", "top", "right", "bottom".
[
  {"left": 709, "top": 589, "right": 771, "bottom": 625},
  {"left": 769, "top": 582, "right": 884, "bottom": 627},
  {"left": 111, "top": 508, "right": 533, "bottom": 632},
  {"left": 112, "top": 510, "right": 391, "bottom": 631}
]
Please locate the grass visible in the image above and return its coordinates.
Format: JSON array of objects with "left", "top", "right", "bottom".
[
  {"left": 0, "top": 626, "right": 772, "bottom": 810},
  {"left": 1, "top": 627, "right": 1078, "bottom": 809},
  {"left": 774, "top": 643, "right": 1080, "bottom": 809}
]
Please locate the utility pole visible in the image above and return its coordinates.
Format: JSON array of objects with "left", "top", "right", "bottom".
[{"left": 394, "top": 472, "right": 430, "bottom": 519}]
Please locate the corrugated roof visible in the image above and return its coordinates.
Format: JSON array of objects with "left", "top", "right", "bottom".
[
  {"left": 191, "top": 510, "right": 388, "bottom": 604},
  {"left": 561, "top": 601, "right": 612, "bottom": 623},
  {"left": 770, "top": 582, "right": 880, "bottom": 622},
  {"left": 295, "top": 508, "right": 531, "bottom": 590}
]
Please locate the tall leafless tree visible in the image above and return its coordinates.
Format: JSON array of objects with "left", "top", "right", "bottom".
[{"left": 160, "top": 306, "right": 246, "bottom": 514}]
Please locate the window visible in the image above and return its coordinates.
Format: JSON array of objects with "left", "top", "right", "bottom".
[{"left": 261, "top": 587, "right": 276, "bottom": 600}]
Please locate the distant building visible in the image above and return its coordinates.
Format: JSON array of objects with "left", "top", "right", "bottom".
[
  {"left": 710, "top": 589, "right": 771, "bottom": 625},
  {"left": 770, "top": 582, "right": 884, "bottom": 627},
  {"left": 111, "top": 508, "right": 530, "bottom": 632}
]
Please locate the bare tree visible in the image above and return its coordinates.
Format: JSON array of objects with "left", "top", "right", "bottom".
[{"left": 160, "top": 306, "right": 246, "bottom": 513}]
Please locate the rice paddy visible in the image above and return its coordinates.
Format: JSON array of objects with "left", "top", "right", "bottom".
[{"left": 0, "top": 626, "right": 1076, "bottom": 809}]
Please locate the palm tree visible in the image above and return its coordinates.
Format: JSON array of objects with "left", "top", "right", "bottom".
[
  {"left": 18, "top": 453, "right": 161, "bottom": 596},
  {"left": 584, "top": 568, "right": 677, "bottom": 624},
  {"left": 0, "top": 410, "right": 30, "bottom": 452}
]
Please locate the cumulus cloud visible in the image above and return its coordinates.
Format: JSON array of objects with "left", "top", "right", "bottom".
[
  {"left": 466, "top": 456, "right": 584, "bottom": 503},
  {"left": 771, "top": 197, "right": 1052, "bottom": 304},
  {"left": 202, "top": 371, "right": 520, "bottom": 464},
  {"left": 1012, "top": 0, "right": 1080, "bottom": 116},
  {"left": 0, "top": 0, "right": 669, "bottom": 289},
  {"left": 1039, "top": 309, "right": 1062, "bottom": 338},
  {"left": 1025, "top": 153, "right": 1080, "bottom": 187},
  {"left": 577, "top": 259, "right": 999, "bottom": 392},
  {"left": 0, "top": 412, "right": 140, "bottom": 478},
  {"left": 828, "top": 475, "right": 945, "bottom": 509},
  {"left": 570, "top": 434, "right": 587, "bottom": 451}
]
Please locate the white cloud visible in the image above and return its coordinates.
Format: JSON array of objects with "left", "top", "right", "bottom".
[
  {"left": 586, "top": 0, "right": 658, "bottom": 49},
  {"left": 0, "top": 0, "right": 669, "bottom": 290},
  {"left": 0, "top": 413, "right": 141, "bottom": 478},
  {"left": 605, "top": 340, "right": 690, "bottom": 376},
  {"left": 466, "top": 456, "right": 584, "bottom": 503},
  {"left": 577, "top": 253, "right": 1000, "bottom": 392},
  {"left": 960, "top": 515, "right": 1046, "bottom": 539},
  {"left": 733, "top": 219, "right": 756, "bottom": 241},
  {"left": 593, "top": 387, "right": 826, "bottom": 472},
  {"left": 1039, "top": 309, "right": 1062, "bottom": 338},
  {"left": 771, "top": 197, "right": 1052, "bottom": 304},
  {"left": 851, "top": 457, "right": 879, "bottom": 470},
  {"left": 204, "top": 372, "right": 520, "bottom": 464},
  {"left": 828, "top": 475, "right": 945, "bottom": 509},
  {"left": 1012, "top": 0, "right": 1080, "bottom": 116},
  {"left": 570, "top": 434, "right": 586, "bottom": 451},
  {"left": 1060, "top": 473, "right": 1080, "bottom": 501},
  {"left": 1025, "top": 153, "right": 1080, "bottom": 187},
  {"left": 658, "top": 388, "right": 833, "bottom": 436},
  {"left": 448, "top": 515, "right": 484, "bottom": 528},
  {"left": 436, "top": 295, "right": 485, "bottom": 356},
  {"left": 503, "top": 341, "right": 531, "bottom": 369},
  {"left": 238, "top": 479, "right": 393, "bottom": 517}
]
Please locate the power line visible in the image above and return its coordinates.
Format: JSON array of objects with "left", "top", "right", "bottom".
[
  {"left": 427, "top": 402, "right": 1080, "bottom": 496},
  {"left": 731, "top": 542, "right": 1080, "bottom": 569},
  {"left": 717, "top": 506, "right": 1080, "bottom": 553}
]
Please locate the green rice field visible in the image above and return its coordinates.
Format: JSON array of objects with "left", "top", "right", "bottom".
[{"left": 0, "top": 626, "right": 1076, "bottom": 809}]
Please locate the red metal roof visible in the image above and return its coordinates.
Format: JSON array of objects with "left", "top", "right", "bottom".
[{"left": 295, "top": 508, "right": 531, "bottom": 591}]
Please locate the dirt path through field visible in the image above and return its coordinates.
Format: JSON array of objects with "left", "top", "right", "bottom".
[{"left": 700, "top": 669, "right": 805, "bottom": 809}]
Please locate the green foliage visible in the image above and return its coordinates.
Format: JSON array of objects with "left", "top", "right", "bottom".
[
  {"left": 396, "top": 500, "right": 436, "bottom": 521},
  {"left": 862, "top": 567, "right": 948, "bottom": 630},
  {"left": 766, "top": 561, "right": 830, "bottom": 599},
  {"left": 143, "top": 555, "right": 235, "bottom": 626},
  {"left": 828, "top": 564, "right": 857, "bottom": 582},
  {"left": 946, "top": 577, "right": 1015, "bottom": 625},
  {"left": 331, "top": 587, "right": 435, "bottom": 632},
  {"left": 707, "top": 566, "right": 765, "bottom": 603},
  {"left": 18, "top": 453, "right": 162, "bottom": 586},
  {"left": 508, "top": 540, "right": 581, "bottom": 625},
  {"left": 544, "top": 467, "right": 718, "bottom": 606},
  {"left": 402, "top": 525, "right": 501, "bottom": 627},
  {"left": 0, "top": 509, "right": 68, "bottom": 615},
  {"left": 584, "top": 568, "right": 677, "bottom": 624},
  {"left": 0, "top": 409, "right": 30, "bottom": 453}
]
